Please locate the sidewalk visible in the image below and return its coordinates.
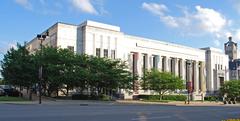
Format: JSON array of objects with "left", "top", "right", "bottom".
[
  {"left": 1, "top": 99, "right": 240, "bottom": 107},
  {"left": 116, "top": 100, "right": 240, "bottom": 107}
]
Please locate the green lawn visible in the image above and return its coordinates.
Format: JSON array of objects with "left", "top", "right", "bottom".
[{"left": 0, "top": 96, "right": 28, "bottom": 101}]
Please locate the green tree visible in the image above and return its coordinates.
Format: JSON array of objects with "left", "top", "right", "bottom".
[
  {"left": 87, "top": 56, "right": 133, "bottom": 96},
  {"left": 220, "top": 80, "right": 240, "bottom": 101},
  {"left": 142, "top": 69, "right": 184, "bottom": 100},
  {"left": 1, "top": 43, "right": 38, "bottom": 99},
  {"left": 34, "top": 47, "right": 89, "bottom": 97},
  {"left": 1, "top": 45, "right": 134, "bottom": 99},
  {"left": 34, "top": 47, "right": 64, "bottom": 96},
  {"left": 72, "top": 54, "right": 89, "bottom": 94}
]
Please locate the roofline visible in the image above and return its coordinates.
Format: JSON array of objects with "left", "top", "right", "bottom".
[{"left": 125, "top": 34, "right": 206, "bottom": 53}]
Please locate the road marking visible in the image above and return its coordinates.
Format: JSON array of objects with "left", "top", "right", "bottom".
[{"left": 131, "top": 116, "right": 172, "bottom": 120}]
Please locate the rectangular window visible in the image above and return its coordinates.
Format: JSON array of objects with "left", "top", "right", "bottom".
[
  {"left": 162, "top": 57, "right": 165, "bottom": 72},
  {"left": 170, "top": 58, "right": 174, "bottom": 73},
  {"left": 104, "top": 49, "right": 108, "bottom": 57},
  {"left": 96, "top": 48, "right": 101, "bottom": 57},
  {"left": 152, "top": 56, "right": 157, "bottom": 69},
  {"left": 67, "top": 46, "right": 74, "bottom": 52},
  {"left": 143, "top": 54, "right": 147, "bottom": 71},
  {"left": 111, "top": 50, "right": 115, "bottom": 59}
]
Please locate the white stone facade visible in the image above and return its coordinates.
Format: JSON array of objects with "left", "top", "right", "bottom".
[
  {"left": 201, "top": 47, "right": 229, "bottom": 95},
  {"left": 27, "top": 20, "right": 229, "bottom": 100}
]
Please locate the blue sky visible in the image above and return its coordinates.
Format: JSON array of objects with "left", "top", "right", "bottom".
[{"left": 1, "top": 0, "right": 240, "bottom": 60}]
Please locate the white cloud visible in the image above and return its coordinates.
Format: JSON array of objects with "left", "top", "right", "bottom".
[
  {"left": 14, "top": 0, "right": 103, "bottom": 15},
  {"left": 143, "top": 3, "right": 229, "bottom": 34},
  {"left": 70, "top": 0, "right": 98, "bottom": 14},
  {"left": 142, "top": 2, "right": 168, "bottom": 16},
  {"left": 15, "top": 0, "right": 32, "bottom": 10},
  {"left": 142, "top": 2, "right": 233, "bottom": 46},
  {"left": 161, "top": 15, "right": 179, "bottom": 28},
  {"left": 194, "top": 6, "right": 227, "bottom": 33},
  {"left": 0, "top": 41, "right": 17, "bottom": 54}
]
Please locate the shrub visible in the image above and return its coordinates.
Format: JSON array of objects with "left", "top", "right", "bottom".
[
  {"left": 204, "top": 96, "right": 218, "bottom": 101},
  {"left": 138, "top": 95, "right": 186, "bottom": 101},
  {"left": 72, "top": 94, "right": 90, "bottom": 100},
  {"left": 99, "top": 94, "right": 111, "bottom": 101},
  {"left": 162, "top": 95, "right": 186, "bottom": 101}
]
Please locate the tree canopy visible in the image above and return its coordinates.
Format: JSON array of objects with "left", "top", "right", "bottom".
[
  {"left": 220, "top": 80, "right": 240, "bottom": 100},
  {"left": 142, "top": 69, "right": 184, "bottom": 100},
  {"left": 1, "top": 45, "right": 133, "bottom": 98},
  {"left": 1, "top": 43, "right": 37, "bottom": 88}
]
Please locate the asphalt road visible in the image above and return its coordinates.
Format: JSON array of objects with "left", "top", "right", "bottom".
[{"left": 0, "top": 103, "right": 239, "bottom": 121}]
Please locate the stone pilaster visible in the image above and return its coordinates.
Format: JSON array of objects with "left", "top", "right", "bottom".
[
  {"left": 174, "top": 58, "right": 178, "bottom": 76},
  {"left": 181, "top": 59, "right": 186, "bottom": 80},
  {"left": 200, "top": 62, "right": 206, "bottom": 92},
  {"left": 193, "top": 61, "right": 199, "bottom": 92}
]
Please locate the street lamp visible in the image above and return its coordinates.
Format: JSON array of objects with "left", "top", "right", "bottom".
[{"left": 37, "top": 31, "right": 48, "bottom": 104}]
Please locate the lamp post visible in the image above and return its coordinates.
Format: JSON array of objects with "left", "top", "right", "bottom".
[{"left": 37, "top": 32, "right": 48, "bottom": 104}]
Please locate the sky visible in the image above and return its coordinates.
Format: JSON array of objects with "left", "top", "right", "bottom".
[{"left": 1, "top": 0, "right": 240, "bottom": 60}]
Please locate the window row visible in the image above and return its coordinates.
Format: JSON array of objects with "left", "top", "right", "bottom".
[{"left": 96, "top": 48, "right": 115, "bottom": 59}]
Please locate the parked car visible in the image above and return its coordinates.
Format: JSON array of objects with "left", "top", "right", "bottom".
[
  {"left": 0, "top": 87, "right": 4, "bottom": 96},
  {"left": 0, "top": 85, "right": 21, "bottom": 97}
]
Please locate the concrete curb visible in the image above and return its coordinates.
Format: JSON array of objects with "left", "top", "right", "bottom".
[
  {"left": 116, "top": 100, "right": 240, "bottom": 107},
  {"left": 1, "top": 100, "right": 240, "bottom": 107}
]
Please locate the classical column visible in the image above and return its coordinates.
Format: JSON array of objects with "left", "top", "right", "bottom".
[
  {"left": 148, "top": 55, "right": 152, "bottom": 69},
  {"left": 155, "top": 55, "right": 160, "bottom": 70},
  {"left": 135, "top": 52, "right": 141, "bottom": 75},
  {"left": 181, "top": 59, "right": 186, "bottom": 80},
  {"left": 193, "top": 61, "right": 199, "bottom": 92},
  {"left": 200, "top": 62, "right": 206, "bottom": 92},
  {"left": 128, "top": 53, "right": 133, "bottom": 71},
  {"left": 165, "top": 56, "right": 169, "bottom": 72},
  {"left": 92, "top": 34, "right": 96, "bottom": 55},
  {"left": 158, "top": 55, "right": 162, "bottom": 71},
  {"left": 100, "top": 35, "right": 103, "bottom": 57},
  {"left": 132, "top": 52, "right": 139, "bottom": 94},
  {"left": 139, "top": 54, "right": 144, "bottom": 77}
]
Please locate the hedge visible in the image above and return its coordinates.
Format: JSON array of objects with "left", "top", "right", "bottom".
[
  {"left": 204, "top": 96, "right": 218, "bottom": 101},
  {"left": 138, "top": 95, "right": 187, "bottom": 101}
]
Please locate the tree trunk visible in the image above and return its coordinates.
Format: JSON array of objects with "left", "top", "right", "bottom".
[
  {"left": 29, "top": 88, "right": 32, "bottom": 101},
  {"left": 27, "top": 87, "right": 29, "bottom": 94},
  {"left": 159, "top": 92, "right": 163, "bottom": 101},
  {"left": 66, "top": 85, "right": 69, "bottom": 97},
  {"left": 56, "top": 89, "right": 58, "bottom": 97}
]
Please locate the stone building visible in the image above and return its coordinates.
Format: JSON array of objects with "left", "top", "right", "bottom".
[{"left": 27, "top": 20, "right": 229, "bottom": 100}]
